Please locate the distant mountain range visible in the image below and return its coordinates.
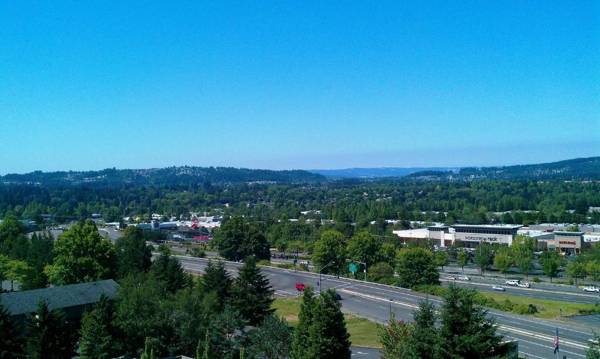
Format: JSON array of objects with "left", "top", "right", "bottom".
[
  {"left": 406, "top": 156, "right": 600, "bottom": 180},
  {"left": 312, "top": 157, "right": 600, "bottom": 180},
  {"left": 309, "top": 167, "right": 457, "bottom": 179},
  {"left": 2, "top": 157, "right": 599, "bottom": 187}
]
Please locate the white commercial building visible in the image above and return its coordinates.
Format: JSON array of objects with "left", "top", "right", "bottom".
[{"left": 393, "top": 224, "right": 522, "bottom": 247}]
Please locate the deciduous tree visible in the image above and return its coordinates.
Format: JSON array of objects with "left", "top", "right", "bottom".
[{"left": 44, "top": 221, "right": 116, "bottom": 285}]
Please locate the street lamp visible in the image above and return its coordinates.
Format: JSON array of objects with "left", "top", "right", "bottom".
[{"left": 318, "top": 261, "right": 336, "bottom": 294}]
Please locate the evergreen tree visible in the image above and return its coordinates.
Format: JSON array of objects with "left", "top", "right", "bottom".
[
  {"left": 200, "top": 260, "right": 232, "bottom": 311},
  {"left": 247, "top": 315, "right": 293, "bottom": 359},
  {"left": 150, "top": 251, "right": 189, "bottom": 293},
  {"left": 26, "top": 301, "right": 75, "bottom": 359},
  {"left": 439, "top": 286, "right": 502, "bottom": 359},
  {"left": 378, "top": 314, "right": 415, "bottom": 359},
  {"left": 291, "top": 287, "right": 317, "bottom": 359},
  {"left": 115, "top": 226, "right": 152, "bottom": 278},
  {"left": 230, "top": 256, "right": 274, "bottom": 326},
  {"left": 140, "top": 337, "right": 158, "bottom": 359},
  {"left": 79, "top": 295, "right": 116, "bottom": 359},
  {"left": 306, "top": 290, "right": 351, "bottom": 359},
  {"left": 411, "top": 301, "right": 440, "bottom": 359},
  {"left": 0, "top": 303, "right": 23, "bottom": 359},
  {"left": 23, "top": 232, "right": 54, "bottom": 289}
]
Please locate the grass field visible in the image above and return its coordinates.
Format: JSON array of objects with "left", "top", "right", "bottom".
[
  {"left": 478, "top": 291, "right": 600, "bottom": 319},
  {"left": 272, "top": 297, "right": 383, "bottom": 348}
]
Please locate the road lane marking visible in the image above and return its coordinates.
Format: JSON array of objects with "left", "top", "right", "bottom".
[
  {"left": 440, "top": 278, "right": 600, "bottom": 299},
  {"left": 175, "top": 255, "right": 594, "bottom": 346},
  {"left": 338, "top": 289, "right": 589, "bottom": 352}
]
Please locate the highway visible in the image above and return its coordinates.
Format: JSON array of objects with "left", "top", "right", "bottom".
[
  {"left": 440, "top": 276, "right": 600, "bottom": 305},
  {"left": 174, "top": 255, "right": 595, "bottom": 359},
  {"left": 268, "top": 256, "right": 600, "bottom": 305}
]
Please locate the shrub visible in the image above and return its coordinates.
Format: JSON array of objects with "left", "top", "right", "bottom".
[{"left": 532, "top": 277, "right": 541, "bottom": 283}]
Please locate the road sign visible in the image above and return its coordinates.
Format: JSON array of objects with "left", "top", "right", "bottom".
[{"left": 349, "top": 263, "right": 359, "bottom": 274}]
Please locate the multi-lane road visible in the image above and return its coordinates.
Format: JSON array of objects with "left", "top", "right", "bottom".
[{"left": 174, "top": 255, "right": 596, "bottom": 359}]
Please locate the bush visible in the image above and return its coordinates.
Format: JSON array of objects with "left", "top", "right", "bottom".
[
  {"left": 368, "top": 262, "right": 395, "bottom": 284},
  {"left": 257, "top": 259, "right": 272, "bottom": 266},
  {"left": 514, "top": 304, "right": 538, "bottom": 315},
  {"left": 532, "top": 277, "right": 541, "bottom": 283},
  {"left": 190, "top": 247, "right": 206, "bottom": 258},
  {"left": 413, "top": 284, "right": 448, "bottom": 297}
]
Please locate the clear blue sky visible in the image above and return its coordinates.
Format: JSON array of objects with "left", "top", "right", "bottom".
[{"left": 1, "top": 1, "right": 598, "bottom": 174}]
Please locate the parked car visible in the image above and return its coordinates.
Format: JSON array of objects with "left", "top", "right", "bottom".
[
  {"left": 582, "top": 286, "right": 600, "bottom": 293},
  {"left": 457, "top": 275, "right": 470, "bottom": 281},
  {"left": 517, "top": 282, "right": 531, "bottom": 288},
  {"left": 492, "top": 285, "right": 506, "bottom": 292},
  {"left": 505, "top": 280, "right": 520, "bottom": 286}
]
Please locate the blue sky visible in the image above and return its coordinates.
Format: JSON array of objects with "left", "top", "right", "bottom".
[{"left": 1, "top": 1, "right": 598, "bottom": 173}]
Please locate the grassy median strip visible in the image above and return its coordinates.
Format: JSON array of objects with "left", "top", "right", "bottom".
[
  {"left": 415, "top": 284, "right": 600, "bottom": 319},
  {"left": 272, "top": 297, "right": 383, "bottom": 348},
  {"left": 477, "top": 291, "right": 600, "bottom": 319}
]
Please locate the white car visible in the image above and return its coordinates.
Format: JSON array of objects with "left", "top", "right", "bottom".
[
  {"left": 492, "top": 285, "right": 505, "bottom": 292},
  {"left": 505, "top": 280, "right": 520, "bottom": 286},
  {"left": 517, "top": 282, "right": 531, "bottom": 288},
  {"left": 457, "top": 275, "right": 470, "bottom": 281},
  {"left": 445, "top": 276, "right": 457, "bottom": 280},
  {"left": 582, "top": 286, "right": 600, "bottom": 293}
]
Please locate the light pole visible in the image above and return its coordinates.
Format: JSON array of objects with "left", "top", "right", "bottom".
[{"left": 318, "top": 261, "right": 335, "bottom": 295}]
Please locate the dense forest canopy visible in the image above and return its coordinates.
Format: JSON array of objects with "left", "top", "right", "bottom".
[{"left": 1, "top": 176, "right": 600, "bottom": 226}]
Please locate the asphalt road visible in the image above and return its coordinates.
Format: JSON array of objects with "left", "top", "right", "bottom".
[
  {"left": 174, "top": 255, "right": 595, "bottom": 359},
  {"left": 439, "top": 275, "right": 600, "bottom": 305},
  {"left": 267, "top": 256, "right": 600, "bottom": 304}
]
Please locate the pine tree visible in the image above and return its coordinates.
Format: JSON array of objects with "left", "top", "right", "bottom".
[
  {"left": 247, "top": 315, "right": 292, "bottom": 359},
  {"left": 0, "top": 303, "right": 23, "bottom": 359},
  {"left": 439, "top": 286, "right": 502, "bottom": 359},
  {"left": 79, "top": 295, "right": 116, "bottom": 359},
  {"left": 306, "top": 290, "right": 351, "bottom": 359},
  {"left": 291, "top": 287, "right": 317, "bottom": 359},
  {"left": 230, "top": 256, "right": 274, "bottom": 326},
  {"left": 201, "top": 260, "right": 232, "bottom": 310},
  {"left": 150, "top": 251, "right": 189, "bottom": 293},
  {"left": 26, "top": 301, "right": 75, "bottom": 359},
  {"left": 411, "top": 300, "right": 440, "bottom": 359},
  {"left": 378, "top": 313, "right": 415, "bottom": 359},
  {"left": 140, "top": 337, "right": 157, "bottom": 359}
]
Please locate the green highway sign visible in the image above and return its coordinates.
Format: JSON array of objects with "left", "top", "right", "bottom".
[{"left": 349, "top": 263, "right": 359, "bottom": 274}]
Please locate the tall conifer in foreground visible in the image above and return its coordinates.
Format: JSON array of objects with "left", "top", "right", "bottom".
[{"left": 230, "top": 256, "right": 274, "bottom": 326}]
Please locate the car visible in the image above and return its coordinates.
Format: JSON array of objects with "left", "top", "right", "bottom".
[
  {"left": 517, "top": 282, "right": 531, "bottom": 288},
  {"left": 295, "top": 282, "right": 306, "bottom": 292},
  {"left": 445, "top": 276, "right": 457, "bottom": 280},
  {"left": 457, "top": 275, "right": 470, "bottom": 281},
  {"left": 505, "top": 280, "right": 520, "bottom": 286},
  {"left": 492, "top": 285, "right": 505, "bottom": 291},
  {"left": 334, "top": 292, "right": 342, "bottom": 301},
  {"left": 582, "top": 286, "right": 600, "bottom": 293}
]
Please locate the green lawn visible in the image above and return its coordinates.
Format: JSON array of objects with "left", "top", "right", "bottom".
[
  {"left": 478, "top": 291, "right": 600, "bottom": 319},
  {"left": 272, "top": 297, "right": 383, "bottom": 348}
]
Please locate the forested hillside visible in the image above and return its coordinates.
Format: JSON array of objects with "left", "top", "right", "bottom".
[
  {"left": 408, "top": 157, "right": 600, "bottom": 180},
  {"left": 0, "top": 167, "right": 325, "bottom": 187}
]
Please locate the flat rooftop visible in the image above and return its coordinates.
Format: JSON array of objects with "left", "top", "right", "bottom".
[{"left": 452, "top": 224, "right": 523, "bottom": 229}]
